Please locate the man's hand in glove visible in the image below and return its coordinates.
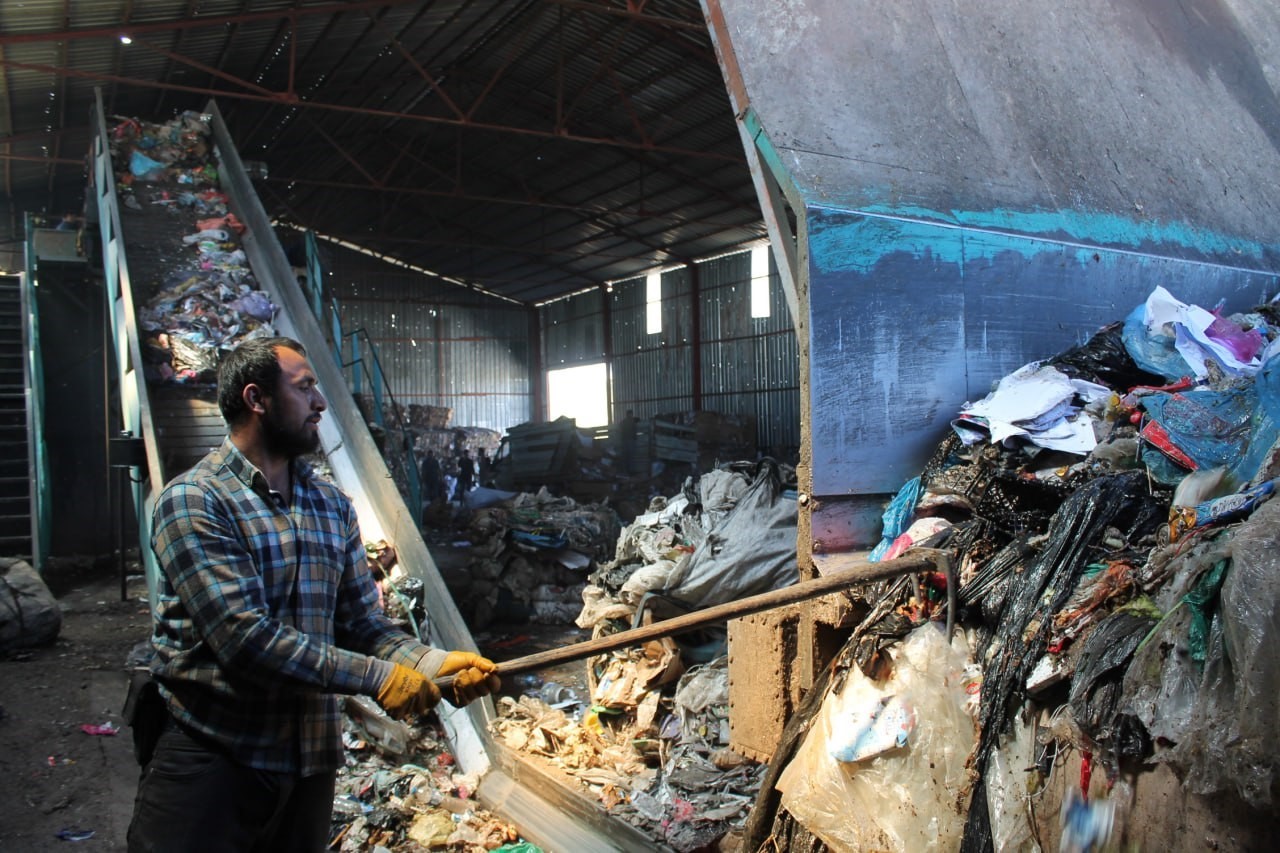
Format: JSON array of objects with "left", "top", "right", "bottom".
[
  {"left": 433, "top": 652, "right": 501, "bottom": 706},
  {"left": 374, "top": 663, "right": 441, "bottom": 719}
]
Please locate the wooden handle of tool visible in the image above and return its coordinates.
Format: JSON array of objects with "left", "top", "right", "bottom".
[{"left": 432, "top": 548, "right": 947, "bottom": 692}]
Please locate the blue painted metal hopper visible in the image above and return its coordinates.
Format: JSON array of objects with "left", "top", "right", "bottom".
[{"left": 704, "top": 0, "right": 1280, "bottom": 547}]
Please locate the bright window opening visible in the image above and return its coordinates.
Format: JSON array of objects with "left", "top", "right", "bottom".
[
  {"left": 646, "top": 271, "right": 662, "bottom": 335},
  {"left": 751, "top": 245, "right": 771, "bottom": 319},
  {"left": 547, "top": 362, "right": 609, "bottom": 428}
]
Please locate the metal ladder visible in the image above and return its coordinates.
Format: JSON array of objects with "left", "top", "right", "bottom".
[{"left": 0, "top": 276, "right": 32, "bottom": 559}]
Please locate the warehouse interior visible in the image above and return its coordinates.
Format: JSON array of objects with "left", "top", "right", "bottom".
[{"left": 1, "top": 0, "right": 801, "bottom": 541}]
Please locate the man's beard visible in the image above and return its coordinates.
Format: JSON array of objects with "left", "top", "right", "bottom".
[{"left": 262, "top": 404, "right": 320, "bottom": 459}]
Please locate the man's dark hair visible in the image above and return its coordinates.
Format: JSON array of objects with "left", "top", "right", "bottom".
[{"left": 217, "top": 336, "right": 307, "bottom": 424}]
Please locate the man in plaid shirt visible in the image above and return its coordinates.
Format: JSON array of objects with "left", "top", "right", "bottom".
[{"left": 127, "top": 337, "right": 499, "bottom": 852}]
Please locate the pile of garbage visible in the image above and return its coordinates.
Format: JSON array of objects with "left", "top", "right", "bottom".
[
  {"left": 107, "top": 112, "right": 278, "bottom": 384},
  {"left": 452, "top": 488, "right": 622, "bottom": 629},
  {"left": 655, "top": 410, "right": 759, "bottom": 471},
  {"left": 493, "top": 657, "right": 763, "bottom": 852},
  {"left": 750, "top": 286, "right": 1280, "bottom": 851},
  {"left": 334, "top": 694, "right": 536, "bottom": 852},
  {"left": 582, "top": 459, "right": 798, "bottom": 618},
  {"left": 489, "top": 460, "right": 798, "bottom": 850},
  {"left": 319, "top": 550, "right": 542, "bottom": 853},
  {"left": 355, "top": 396, "right": 502, "bottom": 502}
]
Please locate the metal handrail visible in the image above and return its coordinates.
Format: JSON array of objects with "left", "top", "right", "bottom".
[
  {"left": 304, "top": 237, "right": 423, "bottom": 522},
  {"left": 91, "top": 90, "right": 165, "bottom": 605},
  {"left": 335, "top": 320, "right": 424, "bottom": 519},
  {"left": 19, "top": 219, "right": 51, "bottom": 570}
]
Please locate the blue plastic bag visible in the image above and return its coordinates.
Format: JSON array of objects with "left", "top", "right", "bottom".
[
  {"left": 1140, "top": 386, "right": 1278, "bottom": 485},
  {"left": 868, "top": 476, "right": 921, "bottom": 562},
  {"left": 1122, "top": 302, "right": 1192, "bottom": 383},
  {"left": 129, "top": 150, "right": 166, "bottom": 179}
]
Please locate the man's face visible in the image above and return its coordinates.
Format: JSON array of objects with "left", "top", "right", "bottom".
[{"left": 261, "top": 346, "right": 327, "bottom": 459}]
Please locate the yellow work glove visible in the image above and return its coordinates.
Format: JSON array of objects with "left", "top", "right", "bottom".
[
  {"left": 374, "top": 663, "right": 441, "bottom": 719},
  {"left": 435, "top": 651, "right": 501, "bottom": 706}
]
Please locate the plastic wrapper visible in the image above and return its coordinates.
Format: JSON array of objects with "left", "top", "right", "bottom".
[
  {"left": 776, "top": 625, "right": 974, "bottom": 852},
  {"left": 1066, "top": 611, "right": 1156, "bottom": 745},
  {"left": 1120, "top": 605, "right": 1201, "bottom": 747},
  {"left": 1168, "top": 478, "right": 1277, "bottom": 541},
  {"left": 1138, "top": 387, "right": 1255, "bottom": 473},
  {"left": 983, "top": 709, "right": 1041, "bottom": 853},
  {"left": 868, "top": 476, "right": 921, "bottom": 562},
  {"left": 1139, "top": 385, "right": 1279, "bottom": 486},
  {"left": 1122, "top": 301, "right": 1191, "bottom": 383},
  {"left": 1169, "top": 498, "right": 1280, "bottom": 807}
]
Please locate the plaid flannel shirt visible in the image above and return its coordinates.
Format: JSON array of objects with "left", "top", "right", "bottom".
[{"left": 149, "top": 438, "right": 443, "bottom": 776}]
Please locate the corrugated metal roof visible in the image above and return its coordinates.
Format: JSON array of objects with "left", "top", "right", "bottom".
[{"left": 1, "top": 1, "right": 764, "bottom": 297}]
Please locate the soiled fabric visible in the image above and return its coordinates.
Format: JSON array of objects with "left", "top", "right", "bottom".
[{"left": 150, "top": 438, "right": 444, "bottom": 776}]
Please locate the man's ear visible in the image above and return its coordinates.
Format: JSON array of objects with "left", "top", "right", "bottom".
[{"left": 243, "top": 384, "right": 267, "bottom": 414}]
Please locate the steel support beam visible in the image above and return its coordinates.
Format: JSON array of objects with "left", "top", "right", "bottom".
[
  {"left": 0, "top": 57, "right": 743, "bottom": 163},
  {"left": 0, "top": 1, "right": 422, "bottom": 46}
]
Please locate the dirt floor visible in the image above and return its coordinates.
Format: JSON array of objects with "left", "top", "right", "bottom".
[{"left": 0, "top": 556, "right": 151, "bottom": 852}]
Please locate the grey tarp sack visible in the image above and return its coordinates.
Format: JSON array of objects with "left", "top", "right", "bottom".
[
  {"left": 0, "top": 558, "right": 62, "bottom": 652},
  {"left": 663, "top": 460, "right": 798, "bottom": 610}
]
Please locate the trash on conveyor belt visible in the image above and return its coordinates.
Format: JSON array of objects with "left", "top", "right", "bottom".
[
  {"left": 334, "top": 695, "right": 534, "bottom": 852},
  {"left": 108, "top": 112, "right": 277, "bottom": 386}
]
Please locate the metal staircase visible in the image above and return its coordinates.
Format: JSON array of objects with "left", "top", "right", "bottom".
[{"left": 0, "top": 276, "right": 32, "bottom": 560}]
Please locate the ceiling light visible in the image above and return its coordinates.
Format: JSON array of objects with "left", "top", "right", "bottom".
[{"left": 119, "top": 35, "right": 132, "bottom": 44}]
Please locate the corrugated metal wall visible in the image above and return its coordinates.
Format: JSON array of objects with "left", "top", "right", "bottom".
[
  {"left": 320, "top": 245, "right": 531, "bottom": 432},
  {"left": 610, "top": 266, "right": 697, "bottom": 419},
  {"left": 697, "top": 251, "right": 800, "bottom": 457},
  {"left": 542, "top": 287, "right": 606, "bottom": 365},
  {"left": 315, "top": 242, "right": 799, "bottom": 450},
  {"left": 539, "top": 249, "right": 800, "bottom": 456}
]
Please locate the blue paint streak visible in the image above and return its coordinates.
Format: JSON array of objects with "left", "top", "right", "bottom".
[{"left": 809, "top": 204, "right": 1269, "bottom": 276}]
